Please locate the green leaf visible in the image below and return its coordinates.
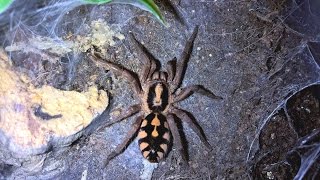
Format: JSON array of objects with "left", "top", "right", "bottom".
[
  {"left": 137, "top": 0, "right": 166, "bottom": 26},
  {"left": 0, "top": 0, "right": 14, "bottom": 14},
  {"left": 83, "top": 0, "right": 112, "bottom": 4},
  {"left": 83, "top": 0, "right": 166, "bottom": 25}
]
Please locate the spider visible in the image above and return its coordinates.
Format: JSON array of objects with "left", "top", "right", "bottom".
[{"left": 88, "top": 26, "right": 222, "bottom": 165}]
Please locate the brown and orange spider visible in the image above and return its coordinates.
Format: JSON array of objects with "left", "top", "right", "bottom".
[{"left": 88, "top": 26, "right": 222, "bottom": 165}]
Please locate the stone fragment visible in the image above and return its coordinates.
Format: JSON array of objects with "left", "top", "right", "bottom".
[{"left": 0, "top": 50, "right": 109, "bottom": 156}]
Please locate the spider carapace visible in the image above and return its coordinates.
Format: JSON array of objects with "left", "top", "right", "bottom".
[{"left": 89, "top": 26, "right": 222, "bottom": 165}]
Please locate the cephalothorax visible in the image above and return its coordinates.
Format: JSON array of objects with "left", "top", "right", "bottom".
[{"left": 89, "top": 26, "right": 222, "bottom": 164}]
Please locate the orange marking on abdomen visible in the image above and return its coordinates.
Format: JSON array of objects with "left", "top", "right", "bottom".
[
  {"left": 151, "top": 114, "right": 161, "bottom": 126},
  {"left": 160, "top": 144, "right": 168, "bottom": 152},
  {"left": 151, "top": 114, "right": 161, "bottom": 137},
  {"left": 141, "top": 120, "right": 148, "bottom": 127},
  {"left": 143, "top": 151, "right": 150, "bottom": 158},
  {"left": 162, "top": 132, "right": 170, "bottom": 141},
  {"left": 138, "top": 130, "right": 148, "bottom": 138},
  {"left": 151, "top": 127, "right": 159, "bottom": 137},
  {"left": 157, "top": 152, "right": 164, "bottom": 160},
  {"left": 140, "top": 142, "right": 149, "bottom": 151}
]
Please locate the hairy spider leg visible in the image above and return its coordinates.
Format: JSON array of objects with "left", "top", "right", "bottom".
[
  {"left": 89, "top": 53, "right": 143, "bottom": 95},
  {"left": 172, "top": 26, "right": 199, "bottom": 92},
  {"left": 167, "top": 113, "right": 188, "bottom": 163},
  {"left": 98, "top": 104, "right": 141, "bottom": 131},
  {"left": 166, "top": 57, "right": 177, "bottom": 82},
  {"left": 104, "top": 115, "right": 143, "bottom": 166},
  {"left": 172, "top": 108, "right": 212, "bottom": 150},
  {"left": 129, "top": 33, "right": 159, "bottom": 83},
  {"left": 173, "top": 85, "right": 223, "bottom": 103}
]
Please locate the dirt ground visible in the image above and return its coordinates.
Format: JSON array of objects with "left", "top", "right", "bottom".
[{"left": 0, "top": 0, "right": 320, "bottom": 179}]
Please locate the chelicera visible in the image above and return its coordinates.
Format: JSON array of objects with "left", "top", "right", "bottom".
[{"left": 88, "top": 26, "right": 222, "bottom": 165}]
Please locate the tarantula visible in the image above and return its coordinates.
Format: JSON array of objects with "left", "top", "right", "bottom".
[{"left": 88, "top": 26, "right": 222, "bottom": 165}]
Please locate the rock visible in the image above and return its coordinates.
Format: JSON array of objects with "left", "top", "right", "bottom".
[{"left": 0, "top": 50, "right": 109, "bottom": 157}]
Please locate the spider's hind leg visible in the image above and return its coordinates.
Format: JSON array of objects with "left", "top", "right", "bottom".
[
  {"left": 104, "top": 115, "right": 143, "bottom": 166},
  {"left": 167, "top": 114, "right": 188, "bottom": 165},
  {"left": 172, "top": 108, "right": 212, "bottom": 150},
  {"left": 98, "top": 104, "right": 141, "bottom": 131}
]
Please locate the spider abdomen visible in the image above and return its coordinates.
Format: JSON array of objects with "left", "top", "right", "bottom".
[{"left": 138, "top": 113, "right": 171, "bottom": 163}]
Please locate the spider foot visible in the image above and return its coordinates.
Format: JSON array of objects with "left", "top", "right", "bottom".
[
  {"left": 178, "top": 150, "right": 190, "bottom": 168},
  {"left": 192, "top": 85, "right": 223, "bottom": 100},
  {"left": 103, "top": 151, "right": 118, "bottom": 167},
  {"left": 204, "top": 141, "right": 213, "bottom": 151}
]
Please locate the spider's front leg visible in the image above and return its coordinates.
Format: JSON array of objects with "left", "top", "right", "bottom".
[
  {"left": 163, "top": 0, "right": 187, "bottom": 26},
  {"left": 172, "top": 26, "right": 199, "bottom": 92},
  {"left": 166, "top": 57, "right": 177, "bottom": 82},
  {"left": 104, "top": 115, "right": 143, "bottom": 166},
  {"left": 88, "top": 53, "right": 143, "bottom": 95},
  {"left": 173, "top": 85, "right": 223, "bottom": 103},
  {"left": 129, "top": 33, "right": 158, "bottom": 83}
]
